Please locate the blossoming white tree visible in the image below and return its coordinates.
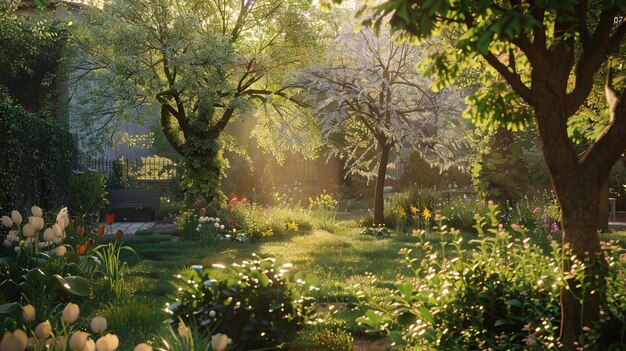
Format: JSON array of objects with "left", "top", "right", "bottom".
[{"left": 304, "top": 25, "right": 466, "bottom": 224}]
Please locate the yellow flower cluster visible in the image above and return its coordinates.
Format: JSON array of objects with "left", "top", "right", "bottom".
[{"left": 309, "top": 191, "right": 338, "bottom": 211}]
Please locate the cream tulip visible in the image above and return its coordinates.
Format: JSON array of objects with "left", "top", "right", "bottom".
[
  {"left": 211, "top": 334, "right": 228, "bottom": 351},
  {"left": 69, "top": 331, "right": 89, "bottom": 350},
  {"left": 22, "top": 223, "right": 35, "bottom": 238},
  {"left": 43, "top": 228, "right": 55, "bottom": 242},
  {"left": 11, "top": 210, "right": 22, "bottom": 225},
  {"left": 56, "top": 246, "right": 67, "bottom": 257},
  {"left": 29, "top": 217, "right": 44, "bottom": 231},
  {"left": 0, "top": 330, "right": 28, "bottom": 351},
  {"left": 95, "top": 334, "right": 119, "bottom": 351},
  {"left": 62, "top": 303, "right": 80, "bottom": 324},
  {"left": 133, "top": 343, "right": 152, "bottom": 351},
  {"left": 34, "top": 321, "right": 51, "bottom": 339},
  {"left": 52, "top": 223, "right": 63, "bottom": 237},
  {"left": 1, "top": 215, "right": 13, "bottom": 228},
  {"left": 2, "top": 239, "right": 11, "bottom": 248},
  {"left": 82, "top": 339, "right": 96, "bottom": 351},
  {"left": 31, "top": 206, "right": 43, "bottom": 218},
  {"left": 22, "top": 304, "right": 35, "bottom": 323},
  {"left": 90, "top": 316, "right": 107, "bottom": 333}
]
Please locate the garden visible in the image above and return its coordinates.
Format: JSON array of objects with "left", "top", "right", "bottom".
[{"left": 2, "top": 0, "right": 626, "bottom": 351}]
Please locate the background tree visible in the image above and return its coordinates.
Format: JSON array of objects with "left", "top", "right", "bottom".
[
  {"left": 304, "top": 25, "right": 465, "bottom": 225},
  {"left": 0, "top": 0, "right": 70, "bottom": 118},
  {"left": 363, "top": 0, "right": 626, "bottom": 347},
  {"left": 73, "top": 0, "right": 323, "bottom": 204}
]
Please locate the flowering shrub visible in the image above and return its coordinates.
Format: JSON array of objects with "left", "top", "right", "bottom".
[
  {"left": 166, "top": 254, "right": 318, "bottom": 350},
  {"left": 0, "top": 302, "right": 150, "bottom": 351},
  {"left": 357, "top": 204, "right": 626, "bottom": 350}
]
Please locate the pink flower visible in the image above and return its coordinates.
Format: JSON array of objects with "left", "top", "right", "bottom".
[
  {"left": 200, "top": 208, "right": 206, "bottom": 216},
  {"left": 533, "top": 207, "right": 540, "bottom": 215},
  {"left": 550, "top": 222, "right": 560, "bottom": 233}
]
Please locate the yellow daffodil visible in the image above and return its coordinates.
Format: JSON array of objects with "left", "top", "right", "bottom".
[
  {"left": 261, "top": 229, "right": 274, "bottom": 237},
  {"left": 286, "top": 222, "right": 299, "bottom": 232},
  {"left": 423, "top": 208, "right": 432, "bottom": 220},
  {"left": 410, "top": 205, "right": 418, "bottom": 215}
]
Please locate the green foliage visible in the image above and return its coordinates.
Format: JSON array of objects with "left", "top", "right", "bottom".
[
  {"left": 436, "top": 195, "right": 488, "bottom": 230},
  {"left": 244, "top": 206, "right": 314, "bottom": 240},
  {"left": 472, "top": 128, "right": 529, "bottom": 205},
  {"left": 93, "top": 240, "right": 137, "bottom": 297},
  {"left": 359, "top": 226, "right": 392, "bottom": 238},
  {"left": 294, "top": 325, "right": 354, "bottom": 351},
  {"left": 399, "top": 150, "right": 471, "bottom": 190},
  {"left": 0, "top": 102, "right": 76, "bottom": 215},
  {"left": 358, "top": 207, "right": 563, "bottom": 350},
  {"left": 107, "top": 158, "right": 130, "bottom": 189},
  {"left": 66, "top": 173, "right": 109, "bottom": 223},
  {"left": 0, "top": 208, "right": 91, "bottom": 314},
  {"left": 167, "top": 255, "right": 318, "bottom": 350},
  {"left": 0, "top": 3, "right": 70, "bottom": 118},
  {"left": 309, "top": 191, "right": 338, "bottom": 232}
]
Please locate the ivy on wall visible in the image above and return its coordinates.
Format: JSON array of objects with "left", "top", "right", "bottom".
[{"left": 0, "top": 102, "right": 76, "bottom": 214}]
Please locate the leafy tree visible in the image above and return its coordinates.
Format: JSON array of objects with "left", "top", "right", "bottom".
[
  {"left": 363, "top": 0, "right": 626, "bottom": 348},
  {"left": 304, "top": 24, "right": 465, "bottom": 224},
  {"left": 72, "top": 0, "right": 323, "bottom": 204},
  {"left": 0, "top": 0, "right": 70, "bottom": 117}
]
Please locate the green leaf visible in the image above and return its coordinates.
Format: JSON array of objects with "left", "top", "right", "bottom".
[
  {"left": 417, "top": 306, "right": 435, "bottom": 325},
  {"left": 495, "top": 318, "right": 513, "bottom": 327},
  {"left": 46, "top": 274, "right": 90, "bottom": 297},
  {"left": 388, "top": 330, "right": 406, "bottom": 345},
  {"left": 504, "top": 299, "right": 523, "bottom": 308},
  {"left": 0, "top": 302, "right": 21, "bottom": 315}
]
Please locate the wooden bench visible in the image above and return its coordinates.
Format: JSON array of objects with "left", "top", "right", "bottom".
[{"left": 106, "top": 189, "right": 161, "bottom": 221}]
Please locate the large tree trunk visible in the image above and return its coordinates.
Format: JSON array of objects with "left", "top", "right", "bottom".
[
  {"left": 180, "top": 129, "right": 224, "bottom": 205},
  {"left": 373, "top": 144, "right": 391, "bottom": 226},
  {"left": 556, "top": 180, "right": 608, "bottom": 349},
  {"left": 598, "top": 177, "right": 610, "bottom": 232},
  {"left": 532, "top": 79, "right": 610, "bottom": 349}
]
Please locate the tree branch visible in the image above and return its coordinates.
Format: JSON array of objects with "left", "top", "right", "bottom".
[{"left": 482, "top": 51, "right": 533, "bottom": 104}]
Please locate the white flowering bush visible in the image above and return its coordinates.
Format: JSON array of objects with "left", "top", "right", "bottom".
[
  {"left": 0, "top": 302, "right": 152, "bottom": 351},
  {"left": 166, "top": 255, "right": 317, "bottom": 350}
]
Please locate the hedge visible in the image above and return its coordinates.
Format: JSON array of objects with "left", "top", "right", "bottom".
[{"left": 0, "top": 102, "right": 76, "bottom": 214}]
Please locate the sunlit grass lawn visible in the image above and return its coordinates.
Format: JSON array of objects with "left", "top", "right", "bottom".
[
  {"left": 82, "top": 225, "right": 626, "bottom": 349},
  {"left": 81, "top": 223, "right": 426, "bottom": 348}
]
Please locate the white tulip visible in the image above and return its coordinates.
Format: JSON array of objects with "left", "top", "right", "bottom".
[
  {"left": 43, "top": 228, "right": 55, "bottom": 242},
  {"left": 215, "top": 218, "right": 220, "bottom": 223},
  {"left": 62, "top": 303, "right": 80, "bottom": 324},
  {"left": 22, "top": 304, "right": 35, "bottom": 323},
  {"left": 133, "top": 343, "right": 152, "bottom": 351},
  {"left": 28, "top": 216, "right": 44, "bottom": 231},
  {"left": 1, "top": 215, "right": 13, "bottom": 228},
  {"left": 52, "top": 223, "right": 63, "bottom": 237},
  {"left": 34, "top": 321, "right": 51, "bottom": 339},
  {"left": 31, "top": 206, "right": 43, "bottom": 218},
  {"left": 82, "top": 339, "right": 96, "bottom": 351},
  {"left": 22, "top": 223, "right": 35, "bottom": 238},
  {"left": 69, "top": 331, "right": 89, "bottom": 350},
  {"left": 220, "top": 225, "right": 224, "bottom": 230},
  {"left": 95, "top": 334, "right": 118, "bottom": 351},
  {"left": 56, "top": 246, "right": 67, "bottom": 257},
  {"left": 2, "top": 239, "right": 11, "bottom": 248},
  {"left": 214, "top": 222, "right": 220, "bottom": 228},
  {"left": 11, "top": 210, "right": 22, "bottom": 225},
  {"left": 90, "top": 316, "right": 108, "bottom": 333},
  {"left": 0, "top": 330, "right": 28, "bottom": 351},
  {"left": 211, "top": 333, "right": 228, "bottom": 351}
]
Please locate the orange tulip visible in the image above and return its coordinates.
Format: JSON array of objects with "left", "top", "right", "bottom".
[
  {"left": 86, "top": 239, "right": 94, "bottom": 250},
  {"left": 77, "top": 244, "right": 86, "bottom": 255},
  {"left": 76, "top": 226, "right": 85, "bottom": 236},
  {"left": 97, "top": 224, "right": 105, "bottom": 237},
  {"left": 105, "top": 213, "right": 115, "bottom": 225},
  {"left": 116, "top": 230, "right": 123, "bottom": 240}
]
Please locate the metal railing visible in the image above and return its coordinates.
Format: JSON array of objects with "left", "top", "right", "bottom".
[{"left": 74, "top": 156, "right": 178, "bottom": 181}]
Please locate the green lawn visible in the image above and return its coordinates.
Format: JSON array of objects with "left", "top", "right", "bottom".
[
  {"left": 81, "top": 226, "right": 626, "bottom": 349},
  {"left": 81, "top": 225, "right": 423, "bottom": 348}
]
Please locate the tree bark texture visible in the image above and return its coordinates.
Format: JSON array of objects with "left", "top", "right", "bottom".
[{"left": 373, "top": 143, "right": 391, "bottom": 226}]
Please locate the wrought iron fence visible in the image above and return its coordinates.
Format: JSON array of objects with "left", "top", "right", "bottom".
[{"left": 73, "top": 156, "right": 178, "bottom": 181}]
